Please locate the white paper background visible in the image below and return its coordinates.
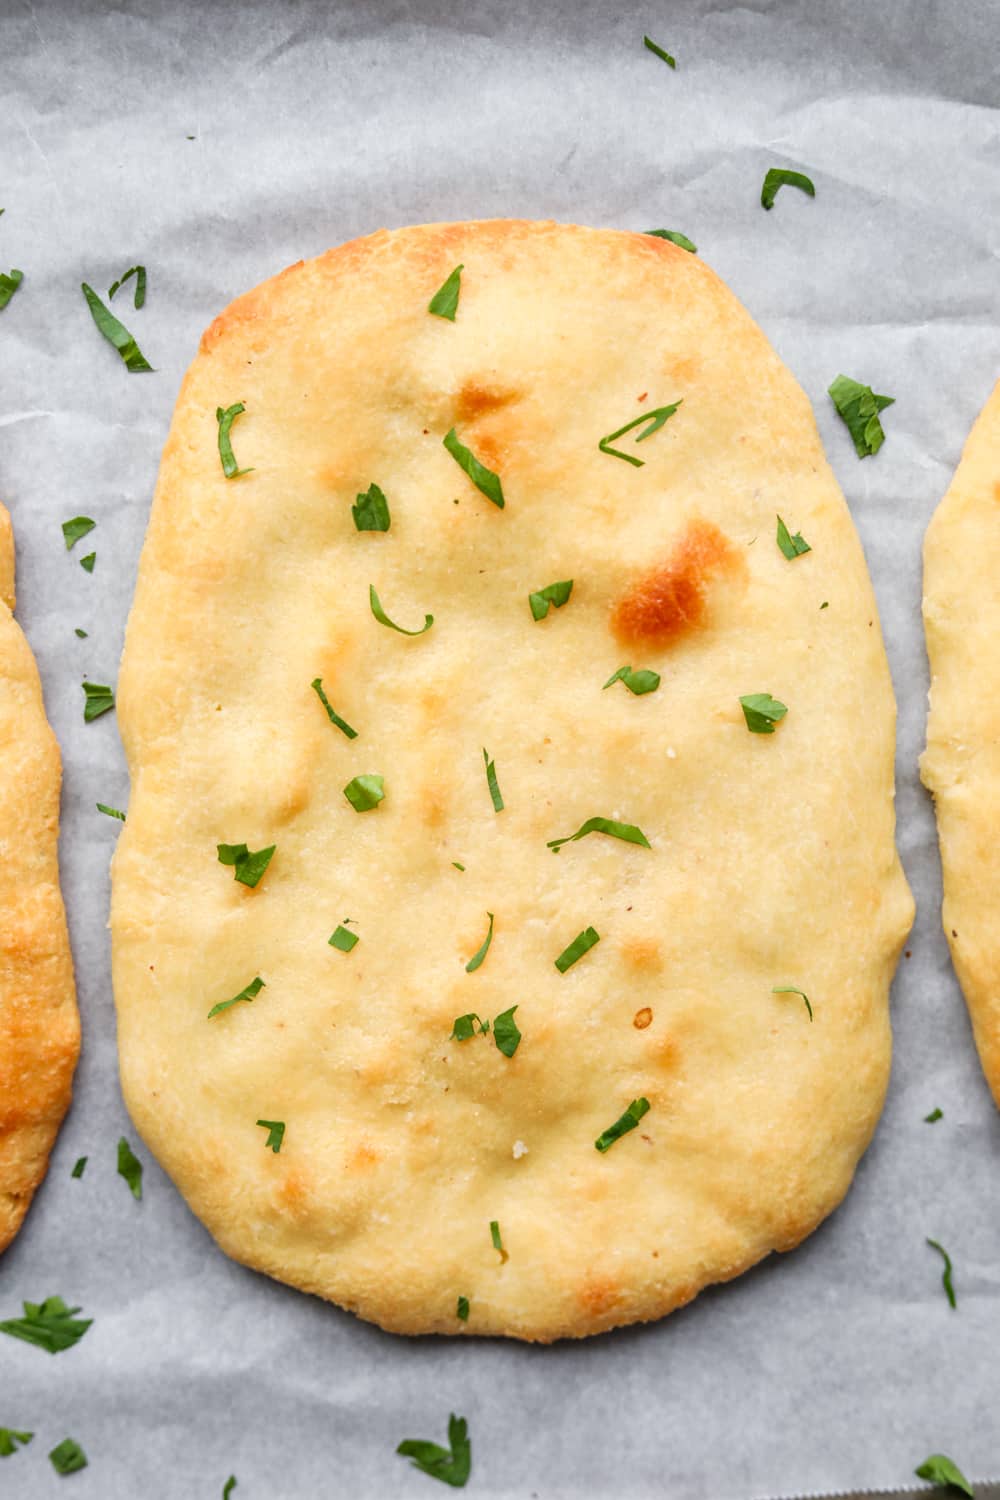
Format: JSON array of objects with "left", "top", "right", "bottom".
[{"left": 1, "top": 2, "right": 998, "bottom": 1496}]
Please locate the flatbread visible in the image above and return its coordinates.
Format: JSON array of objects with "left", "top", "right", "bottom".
[
  {"left": 112, "top": 220, "right": 913, "bottom": 1340},
  {"left": 922, "top": 379, "right": 1000, "bottom": 1107},
  {"left": 0, "top": 502, "right": 80, "bottom": 1253}
]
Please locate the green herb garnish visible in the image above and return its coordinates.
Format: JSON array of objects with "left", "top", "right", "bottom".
[
  {"left": 0, "top": 1428, "right": 33, "bottom": 1457},
  {"left": 49, "top": 1438, "right": 87, "bottom": 1475},
  {"left": 465, "top": 912, "right": 494, "bottom": 973},
  {"left": 492, "top": 1005, "right": 521, "bottom": 1058},
  {"left": 773, "top": 985, "right": 813, "bottom": 1021},
  {"left": 216, "top": 402, "right": 252, "bottom": 477},
  {"left": 71, "top": 1157, "right": 87, "bottom": 1178},
  {"left": 644, "top": 229, "right": 697, "bottom": 252},
  {"left": 452, "top": 862, "right": 465, "bottom": 871},
  {"left": 603, "top": 664, "right": 660, "bottom": 696},
  {"left": 428, "top": 264, "right": 464, "bottom": 321},
  {"left": 397, "top": 1413, "right": 471, "bottom": 1489},
  {"left": 0, "top": 1296, "right": 92, "bottom": 1354},
  {"left": 223, "top": 1479, "right": 237, "bottom": 1500},
  {"left": 82, "top": 681, "right": 115, "bottom": 722},
  {"left": 914, "top": 1453, "right": 974, "bottom": 1497},
  {"left": 217, "top": 842, "right": 276, "bottom": 889},
  {"left": 207, "top": 976, "right": 265, "bottom": 1019},
  {"left": 81, "top": 281, "right": 152, "bottom": 371},
  {"left": 310, "top": 678, "right": 358, "bottom": 740},
  {"left": 329, "top": 924, "right": 359, "bottom": 953},
  {"left": 62, "top": 516, "right": 96, "bottom": 550},
  {"left": 74, "top": 628, "right": 88, "bottom": 638},
  {"left": 927, "top": 1238, "right": 956, "bottom": 1309},
  {"left": 643, "top": 34, "right": 675, "bottom": 67},
  {"left": 761, "top": 167, "right": 816, "bottom": 210},
  {"left": 450, "top": 1013, "right": 489, "bottom": 1041},
  {"left": 739, "top": 693, "right": 787, "bottom": 734},
  {"left": 343, "top": 774, "right": 385, "bottom": 811},
  {"left": 96, "top": 803, "right": 126, "bottom": 821},
  {"left": 595, "top": 1097, "right": 650, "bottom": 1153},
  {"left": 456, "top": 1296, "right": 469, "bottom": 1321},
  {"left": 352, "top": 483, "right": 391, "bottom": 532},
  {"left": 117, "top": 1137, "right": 143, "bottom": 1200},
  {"left": 483, "top": 748, "right": 504, "bottom": 811},
  {"left": 554, "top": 926, "right": 600, "bottom": 973},
  {"left": 108, "top": 264, "right": 146, "bottom": 308},
  {"left": 776, "top": 515, "right": 811, "bottom": 559},
  {"left": 547, "top": 816, "right": 650, "bottom": 852},
  {"left": 490, "top": 1221, "right": 506, "bottom": 1260},
  {"left": 828, "top": 374, "right": 894, "bottom": 458},
  {"left": 0, "top": 269, "right": 23, "bottom": 311},
  {"left": 79, "top": 552, "right": 96, "bottom": 573},
  {"left": 925, "top": 1107, "right": 943, "bottom": 1123},
  {"left": 598, "top": 402, "right": 681, "bottom": 467},
  {"left": 528, "top": 579, "right": 573, "bottom": 620},
  {"left": 369, "top": 583, "right": 433, "bottom": 636},
  {"left": 256, "top": 1120, "right": 285, "bottom": 1153},
  {"left": 443, "top": 428, "right": 504, "bottom": 508}
]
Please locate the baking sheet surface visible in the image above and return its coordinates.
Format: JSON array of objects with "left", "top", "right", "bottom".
[{"left": 1, "top": 2, "right": 998, "bottom": 1495}]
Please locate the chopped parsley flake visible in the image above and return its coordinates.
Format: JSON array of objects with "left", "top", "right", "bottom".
[
  {"left": 490, "top": 1221, "right": 506, "bottom": 1260},
  {"left": 108, "top": 264, "right": 146, "bottom": 308},
  {"left": 554, "top": 926, "right": 600, "bottom": 973},
  {"left": 343, "top": 774, "right": 385, "bottom": 812},
  {"left": 773, "top": 985, "right": 813, "bottom": 1021},
  {"left": 79, "top": 551, "right": 96, "bottom": 573},
  {"left": 456, "top": 1296, "right": 470, "bottom": 1322},
  {"left": 924, "top": 1107, "right": 943, "bottom": 1123},
  {"left": 310, "top": 678, "right": 358, "bottom": 740},
  {"left": 82, "top": 681, "right": 115, "bottom": 722},
  {"left": 329, "top": 924, "right": 359, "bottom": 953},
  {"left": 81, "top": 281, "right": 152, "bottom": 371},
  {"left": 217, "top": 841, "right": 276, "bottom": 889},
  {"left": 369, "top": 583, "right": 433, "bottom": 636},
  {"left": 547, "top": 816, "right": 651, "bottom": 852},
  {"left": 397, "top": 1413, "right": 471, "bottom": 1489},
  {"left": 352, "top": 483, "right": 391, "bottom": 532},
  {"left": 117, "top": 1137, "right": 143, "bottom": 1200},
  {"left": 62, "top": 516, "right": 96, "bottom": 550},
  {"left": 761, "top": 167, "right": 816, "bottom": 210},
  {"left": 926, "top": 1238, "right": 956, "bottom": 1309},
  {"left": 223, "top": 1480, "right": 237, "bottom": 1500},
  {"left": 528, "top": 579, "right": 573, "bottom": 620},
  {"left": 256, "top": 1119, "right": 285, "bottom": 1153},
  {"left": 71, "top": 1157, "right": 87, "bottom": 1179},
  {"left": 644, "top": 229, "right": 697, "bottom": 253},
  {"left": 598, "top": 402, "right": 681, "bottom": 467},
  {"left": 595, "top": 1097, "right": 650, "bottom": 1153},
  {"left": 465, "top": 912, "right": 494, "bottom": 973},
  {"left": 0, "top": 1296, "right": 92, "bottom": 1354},
  {"left": 603, "top": 664, "right": 660, "bottom": 696},
  {"left": 216, "top": 402, "right": 252, "bottom": 478},
  {"left": 492, "top": 1005, "right": 521, "bottom": 1058},
  {"left": 828, "top": 374, "right": 894, "bottom": 458},
  {"left": 0, "top": 1428, "right": 33, "bottom": 1457},
  {"left": 776, "top": 515, "right": 811, "bottom": 559},
  {"left": 450, "top": 1013, "right": 489, "bottom": 1041},
  {"left": 914, "top": 1454, "right": 973, "bottom": 1498},
  {"left": 643, "top": 34, "right": 675, "bottom": 67},
  {"left": 443, "top": 428, "right": 504, "bottom": 509},
  {"left": 428, "top": 264, "right": 464, "bottom": 321},
  {"left": 96, "top": 803, "right": 126, "bottom": 821},
  {"left": 207, "top": 976, "right": 265, "bottom": 1019},
  {"left": 49, "top": 1438, "right": 87, "bottom": 1475},
  {"left": 0, "top": 269, "right": 23, "bottom": 311},
  {"left": 74, "top": 628, "right": 88, "bottom": 638},
  {"left": 739, "top": 693, "right": 787, "bottom": 734},
  {"left": 483, "top": 748, "right": 504, "bottom": 811}
]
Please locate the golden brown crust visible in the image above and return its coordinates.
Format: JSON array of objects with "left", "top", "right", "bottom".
[
  {"left": 0, "top": 502, "right": 80, "bottom": 1252},
  {"left": 112, "top": 220, "right": 912, "bottom": 1339},
  {"left": 922, "top": 379, "right": 1000, "bottom": 1107}
]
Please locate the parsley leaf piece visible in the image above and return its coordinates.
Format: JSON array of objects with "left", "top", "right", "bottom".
[
  {"left": 428, "top": 264, "right": 464, "bottom": 321},
  {"left": 397, "top": 1413, "right": 471, "bottom": 1489},
  {"left": 108, "top": 264, "right": 146, "bottom": 308},
  {"left": 465, "top": 912, "right": 494, "bottom": 973},
  {"left": 492, "top": 1005, "right": 521, "bottom": 1058},
  {"left": 223, "top": 1480, "right": 237, "bottom": 1500},
  {"left": 96, "top": 803, "right": 126, "bottom": 821},
  {"left": 62, "top": 516, "right": 96, "bottom": 550},
  {"left": 216, "top": 402, "right": 253, "bottom": 478},
  {"left": 443, "top": 428, "right": 504, "bottom": 509},
  {"left": 80, "top": 552, "right": 96, "bottom": 573},
  {"left": 49, "top": 1438, "right": 87, "bottom": 1475},
  {"left": 71, "top": 1156, "right": 87, "bottom": 1178},
  {"left": 644, "top": 229, "right": 697, "bottom": 253},
  {"left": 329, "top": 924, "right": 359, "bottom": 953},
  {"left": 927, "top": 1238, "right": 957, "bottom": 1309},
  {"left": 595, "top": 1097, "right": 650, "bottom": 1153},
  {"left": 828, "top": 374, "right": 895, "bottom": 458},
  {"left": 773, "top": 984, "right": 813, "bottom": 1021},
  {"left": 528, "top": 579, "right": 573, "bottom": 620},
  {"left": 456, "top": 1296, "right": 470, "bottom": 1322},
  {"left": 760, "top": 167, "right": 816, "bottom": 210},
  {"left": 914, "top": 1453, "right": 974, "bottom": 1497},
  {"left": 256, "top": 1119, "right": 285, "bottom": 1153},
  {"left": 490, "top": 1221, "right": 506, "bottom": 1260},
  {"left": 598, "top": 402, "right": 681, "bottom": 467},
  {"left": 554, "top": 926, "right": 600, "bottom": 973},
  {"left": 75, "top": 627, "right": 88, "bottom": 637},
  {"left": 547, "top": 816, "right": 651, "bottom": 852},
  {"left": 217, "top": 842, "right": 276, "bottom": 889},
  {"left": 450, "top": 1013, "right": 490, "bottom": 1041},
  {"left": 207, "top": 975, "right": 265, "bottom": 1019},
  {"left": 82, "top": 681, "right": 115, "bottom": 722},
  {"left": 310, "top": 678, "right": 358, "bottom": 740},
  {"left": 643, "top": 34, "right": 676, "bottom": 67},
  {"left": 117, "top": 1137, "right": 143, "bottom": 1200},
  {"left": 739, "top": 693, "right": 787, "bottom": 734},
  {"left": 343, "top": 774, "right": 385, "bottom": 812},
  {"left": 776, "top": 514, "right": 811, "bottom": 559},
  {"left": 0, "top": 1428, "right": 33, "bottom": 1457},
  {"left": 0, "top": 269, "right": 24, "bottom": 311},
  {"left": 81, "top": 281, "right": 152, "bottom": 371},
  {"left": 925, "top": 1107, "right": 944, "bottom": 1123},
  {"left": 369, "top": 583, "right": 433, "bottom": 636},
  {"left": 452, "top": 862, "right": 465, "bottom": 872},
  {"left": 352, "top": 482, "right": 391, "bottom": 532},
  {"left": 483, "top": 748, "right": 504, "bottom": 812},
  {"left": 0, "top": 1296, "right": 92, "bottom": 1354},
  {"left": 603, "top": 664, "right": 661, "bottom": 696}
]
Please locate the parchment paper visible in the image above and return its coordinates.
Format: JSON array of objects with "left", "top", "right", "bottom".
[{"left": 1, "top": 2, "right": 998, "bottom": 1496}]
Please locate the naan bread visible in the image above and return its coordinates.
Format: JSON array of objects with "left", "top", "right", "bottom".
[
  {"left": 922, "top": 379, "right": 1000, "bottom": 1107},
  {"left": 0, "top": 502, "right": 80, "bottom": 1252},
  {"left": 112, "top": 221, "right": 912, "bottom": 1340}
]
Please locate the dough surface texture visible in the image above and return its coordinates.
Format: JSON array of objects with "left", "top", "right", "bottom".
[
  {"left": 922, "top": 378, "right": 1000, "bottom": 1108},
  {"left": 0, "top": 502, "right": 80, "bottom": 1253},
  {"left": 112, "top": 221, "right": 912, "bottom": 1339}
]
